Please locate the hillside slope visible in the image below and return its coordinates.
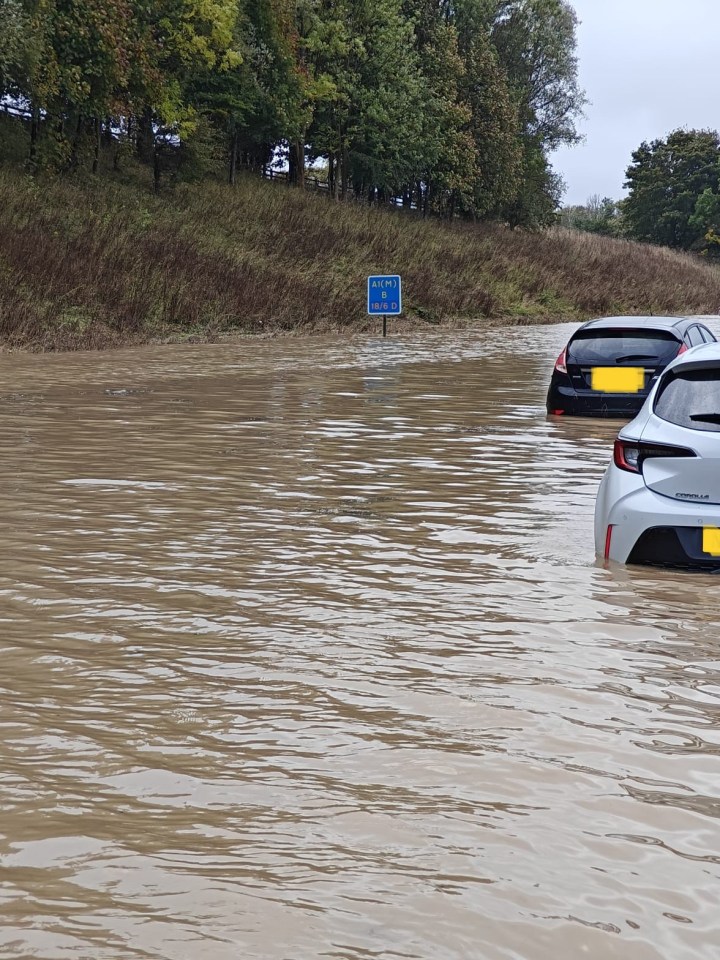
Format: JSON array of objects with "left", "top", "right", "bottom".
[{"left": 1, "top": 169, "right": 719, "bottom": 351}]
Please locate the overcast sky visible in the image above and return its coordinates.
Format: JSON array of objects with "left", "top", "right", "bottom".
[{"left": 551, "top": 0, "right": 720, "bottom": 207}]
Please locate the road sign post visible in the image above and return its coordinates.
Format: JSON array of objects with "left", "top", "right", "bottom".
[{"left": 367, "top": 275, "right": 402, "bottom": 337}]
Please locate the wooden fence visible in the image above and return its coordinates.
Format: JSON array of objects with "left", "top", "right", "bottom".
[{"left": 263, "top": 168, "right": 330, "bottom": 193}]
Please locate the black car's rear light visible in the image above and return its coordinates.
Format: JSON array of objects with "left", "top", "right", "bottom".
[
  {"left": 613, "top": 438, "right": 697, "bottom": 474},
  {"left": 554, "top": 348, "right": 567, "bottom": 375}
]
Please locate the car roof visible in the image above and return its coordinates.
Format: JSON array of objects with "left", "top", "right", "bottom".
[
  {"left": 575, "top": 316, "right": 700, "bottom": 334},
  {"left": 667, "top": 343, "right": 720, "bottom": 370}
]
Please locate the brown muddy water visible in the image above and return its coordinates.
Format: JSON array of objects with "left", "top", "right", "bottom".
[{"left": 1, "top": 324, "right": 720, "bottom": 960}]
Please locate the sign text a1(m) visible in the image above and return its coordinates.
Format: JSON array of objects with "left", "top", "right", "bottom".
[{"left": 367, "top": 275, "right": 402, "bottom": 316}]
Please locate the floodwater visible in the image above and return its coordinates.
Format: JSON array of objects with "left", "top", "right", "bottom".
[{"left": 1, "top": 324, "right": 720, "bottom": 960}]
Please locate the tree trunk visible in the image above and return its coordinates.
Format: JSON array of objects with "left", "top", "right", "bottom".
[
  {"left": 92, "top": 118, "right": 101, "bottom": 174},
  {"left": 228, "top": 128, "right": 238, "bottom": 185},
  {"left": 287, "top": 140, "right": 305, "bottom": 188},
  {"left": 29, "top": 107, "right": 39, "bottom": 164},
  {"left": 335, "top": 157, "right": 344, "bottom": 201},
  {"left": 288, "top": 142, "right": 296, "bottom": 185},
  {"left": 137, "top": 108, "right": 154, "bottom": 163},
  {"left": 328, "top": 152, "right": 336, "bottom": 199},
  {"left": 340, "top": 143, "right": 349, "bottom": 200},
  {"left": 153, "top": 143, "right": 161, "bottom": 193},
  {"left": 68, "top": 113, "right": 84, "bottom": 170}
]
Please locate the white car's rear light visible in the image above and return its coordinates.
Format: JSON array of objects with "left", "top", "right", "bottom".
[
  {"left": 604, "top": 525, "right": 614, "bottom": 560},
  {"left": 613, "top": 438, "right": 697, "bottom": 475}
]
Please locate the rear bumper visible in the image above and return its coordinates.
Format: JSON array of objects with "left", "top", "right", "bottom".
[
  {"left": 628, "top": 527, "right": 720, "bottom": 570},
  {"left": 547, "top": 382, "right": 648, "bottom": 418},
  {"left": 595, "top": 467, "right": 720, "bottom": 568}
]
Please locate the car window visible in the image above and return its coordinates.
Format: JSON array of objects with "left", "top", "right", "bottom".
[
  {"left": 700, "top": 325, "right": 717, "bottom": 344},
  {"left": 686, "top": 326, "right": 705, "bottom": 348},
  {"left": 654, "top": 368, "right": 720, "bottom": 432},
  {"left": 567, "top": 329, "right": 681, "bottom": 365}
]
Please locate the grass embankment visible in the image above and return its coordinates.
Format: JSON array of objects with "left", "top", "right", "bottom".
[{"left": 1, "top": 165, "right": 720, "bottom": 351}]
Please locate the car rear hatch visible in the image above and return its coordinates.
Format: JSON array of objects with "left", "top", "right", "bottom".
[
  {"left": 642, "top": 365, "right": 720, "bottom": 505},
  {"left": 643, "top": 457, "right": 720, "bottom": 505},
  {"left": 566, "top": 328, "right": 682, "bottom": 394}
]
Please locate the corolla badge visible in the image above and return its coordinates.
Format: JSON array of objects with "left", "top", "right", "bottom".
[{"left": 676, "top": 492, "right": 710, "bottom": 500}]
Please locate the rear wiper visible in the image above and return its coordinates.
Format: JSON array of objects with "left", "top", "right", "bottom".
[
  {"left": 614, "top": 354, "right": 660, "bottom": 363},
  {"left": 689, "top": 412, "right": 720, "bottom": 424}
]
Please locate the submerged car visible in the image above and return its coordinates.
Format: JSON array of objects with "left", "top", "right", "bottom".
[
  {"left": 547, "top": 316, "right": 716, "bottom": 417},
  {"left": 595, "top": 344, "right": 720, "bottom": 569}
]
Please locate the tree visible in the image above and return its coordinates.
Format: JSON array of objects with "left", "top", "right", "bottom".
[
  {"left": 492, "top": 0, "right": 584, "bottom": 150},
  {"left": 623, "top": 129, "right": 720, "bottom": 249},
  {"left": 500, "top": 137, "right": 563, "bottom": 227},
  {"left": 400, "top": 0, "right": 522, "bottom": 219},
  {"left": 295, "top": 0, "right": 428, "bottom": 201},
  {"left": 491, "top": 0, "right": 584, "bottom": 226},
  {"left": 559, "top": 194, "right": 622, "bottom": 236},
  {"left": 457, "top": 25, "right": 521, "bottom": 218},
  {"left": 293, "top": 0, "right": 359, "bottom": 192},
  {"left": 36, "top": 0, "right": 136, "bottom": 169},
  {"left": 344, "top": 0, "right": 427, "bottom": 200},
  {"left": 689, "top": 186, "right": 720, "bottom": 258},
  {"left": 128, "top": 0, "right": 243, "bottom": 187},
  {"left": 234, "top": 0, "right": 301, "bottom": 171},
  {"left": 1, "top": 0, "right": 586, "bottom": 222},
  {"left": 0, "top": 0, "right": 30, "bottom": 96},
  {"left": 408, "top": 3, "right": 477, "bottom": 216}
]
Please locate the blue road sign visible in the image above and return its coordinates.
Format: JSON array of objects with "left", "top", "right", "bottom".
[{"left": 367, "top": 275, "right": 402, "bottom": 316}]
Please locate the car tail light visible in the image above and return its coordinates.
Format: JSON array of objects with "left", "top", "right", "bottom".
[
  {"left": 554, "top": 348, "right": 568, "bottom": 375},
  {"left": 613, "top": 438, "right": 696, "bottom": 474},
  {"left": 677, "top": 343, "right": 688, "bottom": 355}
]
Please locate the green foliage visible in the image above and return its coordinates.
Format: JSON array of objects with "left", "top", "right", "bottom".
[
  {"left": 492, "top": 0, "right": 585, "bottom": 149},
  {"left": 0, "top": 0, "right": 30, "bottom": 93},
  {"left": 623, "top": 129, "right": 720, "bottom": 249},
  {"left": 689, "top": 187, "right": 720, "bottom": 258},
  {"left": 411, "top": 5, "right": 476, "bottom": 211},
  {"left": 0, "top": 0, "right": 585, "bottom": 219},
  {"left": 344, "top": 0, "right": 427, "bottom": 195},
  {"left": 488, "top": 0, "right": 585, "bottom": 226},
  {"left": 560, "top": 194, "right": 622, "bottom": 236},
  {"left": 459, "top": 28, "right": 522, "bottom": 218}
]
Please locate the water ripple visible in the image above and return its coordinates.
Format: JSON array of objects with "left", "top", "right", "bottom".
[{"left": 1, "top": 324, "right": 720, "bottom": 959}]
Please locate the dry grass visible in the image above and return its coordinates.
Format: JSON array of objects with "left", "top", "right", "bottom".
[{"left": 1, "top": 167, "right": 719, "bottom": 351}]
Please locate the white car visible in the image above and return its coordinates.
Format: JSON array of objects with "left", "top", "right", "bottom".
[{"left": 595, "top": 344, "right": 720, "bottom": 569}]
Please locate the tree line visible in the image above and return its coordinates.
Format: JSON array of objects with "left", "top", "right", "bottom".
[
  {"left": 560, "top": 129, "right": 720, "bottom": 258},
  {"left": 0, "top": 0, "right": 584, "bottom": 226}
]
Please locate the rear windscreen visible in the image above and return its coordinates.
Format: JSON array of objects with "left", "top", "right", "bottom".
[
  {"left": 567, "top": 329, "right": 680, "bottom": 365},
  {"left": 654, "top": 368, "right": 720, "bottom": 432}
]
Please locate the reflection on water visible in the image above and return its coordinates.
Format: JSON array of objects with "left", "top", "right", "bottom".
[{"left": 1, "top": 324, "right": 720, "bottom": 960}]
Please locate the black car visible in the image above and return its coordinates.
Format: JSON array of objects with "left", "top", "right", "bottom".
[{"left": 546, "top": 316, "right": 717, "bottom": 417}]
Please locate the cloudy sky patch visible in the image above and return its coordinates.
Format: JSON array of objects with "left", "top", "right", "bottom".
[{"left": 552, "top": 0, "right": 720, "bottom": 206}]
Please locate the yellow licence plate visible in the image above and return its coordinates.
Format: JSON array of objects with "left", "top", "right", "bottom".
[
  {"left": 703, "top": 527, "right": 720, "bottom": 557},
  {"left": 591, "top": 367, "right": 645, "bottom": 393}
]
